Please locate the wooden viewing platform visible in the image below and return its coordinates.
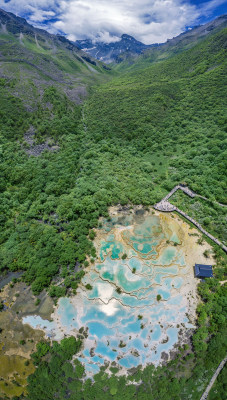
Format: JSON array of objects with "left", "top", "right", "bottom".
[{"left": 154, "top": 184, "right": 227, "bottom": 253}]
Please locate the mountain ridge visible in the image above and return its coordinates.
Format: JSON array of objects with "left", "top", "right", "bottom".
[
  {"left": 76, "top": 14, "right": 227, "bottom": 65},
  {"left": 0, "top": 7, "right": 111, "bottom": 110},
  {"left": 75, "top": 33, "right": 157, "bottom": 64},
  {"left": 115, "top": 14, "right": 227, "bottom": 67},
  {"left": 0, "top": 7, "right": 79, "bottom": 49}
]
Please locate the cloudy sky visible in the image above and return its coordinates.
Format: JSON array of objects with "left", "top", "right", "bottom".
[{"left": 1, "top": 0, "right": 227, "bottom": 44}]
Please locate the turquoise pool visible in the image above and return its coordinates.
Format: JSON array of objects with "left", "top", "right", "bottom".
[{"left": 23, "top": 210, "right": 196, "bottom": 375}]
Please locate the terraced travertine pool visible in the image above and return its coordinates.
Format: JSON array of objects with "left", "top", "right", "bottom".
[{"left": 23, "top": 208, "right": 204, "bottom": 375}]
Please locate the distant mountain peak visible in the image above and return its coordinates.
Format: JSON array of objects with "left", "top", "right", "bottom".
[{"left": 75, "top": 33, "right": 151, "bottom": 64}]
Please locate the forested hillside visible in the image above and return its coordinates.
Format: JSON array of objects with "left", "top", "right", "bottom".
[
  {"left": 0, "top": 7, "right": 110, "bottom": 295},
  {"left": 83, "top": 28, "right": 227, "bottom": 245},
  {"left": 1, "top": 15, "right": 226, "bottom": 298},
  {"left": 85, "top": 28, "right": 227, "bottom": 201},
  {"left": 0, "top": 9, "right": 227, "bottom": 400}
]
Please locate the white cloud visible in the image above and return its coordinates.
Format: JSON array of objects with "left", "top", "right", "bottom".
[
  {"left": 199, "top": 0, "right": 226, "bottom": 15},
  {"left": 95, "top": 32, "right": 121, "bottom": 44},
  {"left": 51, "top": 0, "right": 199, "bottom": 44},
  {"left": 0, "top": 0, "right": 226, "bottom": 44}
]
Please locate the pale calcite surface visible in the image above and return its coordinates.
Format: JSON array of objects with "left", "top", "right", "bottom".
[{"left": 22, "top": 207, "right": 214, "bottom": 376}]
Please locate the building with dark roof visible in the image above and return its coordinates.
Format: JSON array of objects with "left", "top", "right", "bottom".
[{"left": 194, "top": 264, "right": 213, "bottom": 278}]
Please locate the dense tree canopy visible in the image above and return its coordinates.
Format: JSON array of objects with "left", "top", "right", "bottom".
[{"left": 0, "top": 23, "right": 226, "bottom": 400}]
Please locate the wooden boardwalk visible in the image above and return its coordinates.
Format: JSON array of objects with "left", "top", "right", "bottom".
[
  {"left": 154, "top": 185, "right": 227, "bottom": 253},
  {"left": 162, "top": 184, "right": 196, "bottom": 202},
  {"left": 200, "top": 355, "right": 227, "bottom": 400}
]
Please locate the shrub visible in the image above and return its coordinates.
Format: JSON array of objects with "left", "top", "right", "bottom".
[{"left": 85, "top": 284, "right": 92, "bottom": 290}]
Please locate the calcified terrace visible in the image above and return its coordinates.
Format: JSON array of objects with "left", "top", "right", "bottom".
[{"left": 23, "top": 207, "right": 213, "bottom": 376}]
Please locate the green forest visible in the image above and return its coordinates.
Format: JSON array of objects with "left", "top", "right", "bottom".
[
  {"left": 0, "top": 11, "right": 226, "bottom": 400},
  {"left": 1, "top": 28, "right": 226, "bottom": 294}
]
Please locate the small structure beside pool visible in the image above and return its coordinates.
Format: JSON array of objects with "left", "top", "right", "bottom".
[{"left": 194, "top": 264, "right": 213, "bottom": 278}]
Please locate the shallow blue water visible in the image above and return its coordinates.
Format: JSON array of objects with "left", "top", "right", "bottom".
[
  {"left": 81, "top": 304, "right": 127, "bottom": 327},
  {"left": 57, "top": 298, "right": 78, "bottom": 329},
  {"left": 150, "top": 324, "right": 162, "bottom": 341},
  {"left": 22, "top": 315, "right": 55, "bottom": 331},
  {"left": 95, "top": 342, "right": 117, "bottom": 361},
  {"left": 23, "top": 212, "right": 194, "bottom": 375},
  {"left": 118, "top": 354, "right": 140, "bottom": 368}
]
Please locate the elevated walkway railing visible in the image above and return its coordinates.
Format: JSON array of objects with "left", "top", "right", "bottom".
[{"left": 154, "top": 184, "right": 227, "bottom": 253}]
